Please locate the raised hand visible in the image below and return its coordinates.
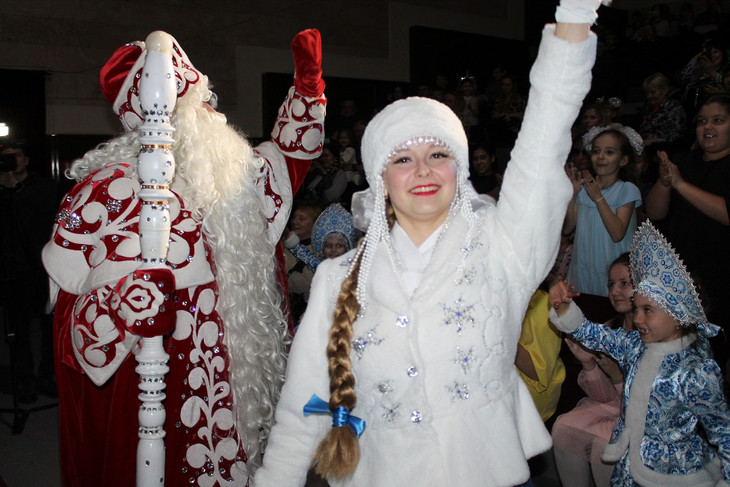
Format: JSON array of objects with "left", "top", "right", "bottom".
[
  {"left": 565, "top": 337, "right": 597, "bottom": 367},
  {"left": 594, "top": 353, "right": 623, "bottom": 383},
  {"left": 580, "top": 170, "right": 603, "bottom": 203},
  {"left": 565, "top": 162, "right": 582, "bottom": 197},
  {"left": 291, "top": 29, "right": 325, "bottom": 98},
  {"left": 555, "top": 0, "right": 611, "bottom": 24},
  {"left": 549, "top": 279, "right": 580, "bottom": 314}
]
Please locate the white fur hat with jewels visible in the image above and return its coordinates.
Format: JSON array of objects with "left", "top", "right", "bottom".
[{"left": 360, "top": 97, "right": 469, "bottom": 184}]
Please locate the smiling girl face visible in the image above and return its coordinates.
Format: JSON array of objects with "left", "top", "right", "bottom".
[
  {"left": 382, "top": 143, "right": 457, "bottom": 237},
  {"left": 632, "top": 293, "right": 682, "bottom": 343},
  {"left": 696, "top": 102, "right": 730, "bottom": 161}
]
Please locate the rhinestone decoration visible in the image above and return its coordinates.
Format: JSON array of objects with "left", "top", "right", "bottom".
[
  {"left": 381, "top": 403, "right": 400, "bottom": 422},
  {"left": 447, "top": 382, "right": 470, "bottom": 401},
  {"left": 387, "top": 136, "right": 446, "bottom": 158},
  {"left": 352, "top": 328, "right": 384, "bottom": 359},
  {"left": 410, "top": 410, "right": 423, "bottom": 424},
  {"left": 58, "top": 209, "right": 81, "bottom": 230},
  {"left": 407, "top": 366, "right": 418, "bottom": 378},
  {"left": 377, "top": 381, "right": 393, "bottom": 394},
  {"left": 106, "top": 199, "right": 122, "bottom": 213},
  {"left": 442, "top": 297, "right": 476, "bottom": 333},
  {"left": 395, "top": 315, "right": 409, "bottom": 328},
  {"left": 455, "top": 347, "right": 476, "bottom": 374},
  {"left": 455, "top": 269, "right": 476, "bottom": 286},
  {"left": 460, "top": 240, "right": 480, "bottom": 260}
]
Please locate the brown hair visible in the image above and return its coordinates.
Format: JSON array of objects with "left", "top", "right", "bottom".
[
  {"left": 589, "top": 129, "right": 639, "bottom": 185},
  {"left": 312, "top": 200, "right": 397, "bottom": 478}
]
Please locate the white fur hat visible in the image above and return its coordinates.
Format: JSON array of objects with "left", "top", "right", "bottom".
[{"left": 361, "top": 96, "right": 469, "bottom": 185}]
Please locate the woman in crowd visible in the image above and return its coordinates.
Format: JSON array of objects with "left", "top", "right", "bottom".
[
  {"left": 639, "top": 72, "right": 687, "bottom": 148},
  {"left": 469, "top": 143, "right": 502, "bottom": 199}
]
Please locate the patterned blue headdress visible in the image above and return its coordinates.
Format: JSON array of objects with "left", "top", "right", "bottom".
[
  {"left": 312, "top": 203, "right": 361, "bottom": 259},
  {"left": 630, "top": 221, "right": 719, "bottom": 337}
]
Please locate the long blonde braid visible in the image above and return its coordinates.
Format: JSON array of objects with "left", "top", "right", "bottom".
[
  {"left": 312, "top": 203, "right": 395, "bottom": 478},
  {"left": 312, "top": 254, "right": 362, "bottom": 478}
]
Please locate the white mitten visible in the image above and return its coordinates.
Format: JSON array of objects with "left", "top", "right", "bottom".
[{"left": 555, "top": 0, "right": 611, "bottom": 24}]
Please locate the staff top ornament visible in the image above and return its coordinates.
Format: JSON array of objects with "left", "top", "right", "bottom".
[{"left": 100, "top": 32, "right": 212, "bottom": 131}]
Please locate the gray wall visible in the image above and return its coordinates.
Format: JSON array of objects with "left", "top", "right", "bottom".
[{"left": 0, "top": 0, "right": 525, "bottom": 138}]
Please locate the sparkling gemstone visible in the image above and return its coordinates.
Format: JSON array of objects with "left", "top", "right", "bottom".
[
  {"left": 395, "top": 315, "right": 409, "bottom": 327},
  {"left": 410, "top": 410, "right": 422, "bottom": 423},
  {"left": 407, "top": 366, "right": 418, "bottom": 377}
]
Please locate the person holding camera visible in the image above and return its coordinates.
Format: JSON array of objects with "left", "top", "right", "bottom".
[{"left": 0, "top": 141, "right": 58, "bottom": 403}]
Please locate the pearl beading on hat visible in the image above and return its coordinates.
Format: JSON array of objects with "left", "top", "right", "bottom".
[
  {"left": 387, "top": 136, "right": 447, "bottom": 159},
  {"left": 630, "top": 220, "right": 707, "bottom": 328}
]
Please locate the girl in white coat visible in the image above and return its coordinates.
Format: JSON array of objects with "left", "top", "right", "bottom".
[{"left": 255, "top": 2, "right": 607, "bottom": 486}]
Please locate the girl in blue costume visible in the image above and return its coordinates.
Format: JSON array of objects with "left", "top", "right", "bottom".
[
  {"left": 564, "top": 124, "right": 643, "bottom": 297},
  {"left": 284, "top": 203, "right": 361, "bottom": 273},
  {"left": 551, "top": 220, "right": 730, "bottom": 487}
]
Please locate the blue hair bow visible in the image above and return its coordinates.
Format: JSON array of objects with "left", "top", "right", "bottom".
[{"left": 303, "top": 394, "right": 366, "bottom": 438}]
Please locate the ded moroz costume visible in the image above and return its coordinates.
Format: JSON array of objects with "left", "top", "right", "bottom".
[{"left": 42, "top": 29, "right": 326, "bottom": 486}]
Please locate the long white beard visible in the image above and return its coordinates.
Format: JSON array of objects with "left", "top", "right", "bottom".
[
  {"left": 173, "top": 102, "right": 288, "bottom": 474},
  {"left": 69, "top": 95, "right": 288, "bottom": 475}
]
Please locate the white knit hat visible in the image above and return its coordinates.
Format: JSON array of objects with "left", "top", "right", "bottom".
[{"left": 350, "top": 97, "right": 474, "bottom": 308}]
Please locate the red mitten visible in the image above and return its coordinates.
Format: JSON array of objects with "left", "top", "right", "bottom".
[
  {"left": 291, "top": 28, "right": 325, "bottom": 98},
  {"left": 110, "top": 268, "right": 177, "bottom": 338}
]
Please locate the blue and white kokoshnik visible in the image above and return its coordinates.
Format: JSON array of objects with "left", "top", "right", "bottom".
[
  {"left": 630, "top": 220, "right": 720, "bottom": 337},
  {"left": 312, "top": 203, "right": 361, "bottom": 258}
]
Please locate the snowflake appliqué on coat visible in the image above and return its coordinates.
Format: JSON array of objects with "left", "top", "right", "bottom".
[
  {"left": 352, "top": 327, "right": 385, "bottom": 359},
  {"left": 454, "top": 347, "right": 477, "bottom": 374},
  {"left": 442, "top": 297, "right": 476, "bottom": 333},
  {"left": 447, "top": 381, "right": 471, "bottom": 401}
]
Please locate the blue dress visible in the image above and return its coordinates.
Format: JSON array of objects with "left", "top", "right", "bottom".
[
  {"left": 567, "top": 180, "right": 641, "bottom": 296},
  {"left": 561, "top": 316, "right": 730, "bottom": 487}
]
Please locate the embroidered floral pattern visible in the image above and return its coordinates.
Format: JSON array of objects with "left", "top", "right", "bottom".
[{"left": 173, "top": 285, "right": 247, "bottom": 486}]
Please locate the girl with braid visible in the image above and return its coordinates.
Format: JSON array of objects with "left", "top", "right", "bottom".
[{"left": 255, "top": 2, "right": 607, "bottom": 485}]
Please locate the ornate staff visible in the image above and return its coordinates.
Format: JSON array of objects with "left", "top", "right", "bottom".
[{"left": 134, "top": 31, "right": 177, "bottom": 487}]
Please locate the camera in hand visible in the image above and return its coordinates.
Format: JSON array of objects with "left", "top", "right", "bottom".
[{"left": 0, "top": 153, "right": 17, "bottom": 173}]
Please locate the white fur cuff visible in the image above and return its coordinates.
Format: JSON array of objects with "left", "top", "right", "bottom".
[{"left": 549, "top": 301, "right": 584, "bottom": 333}]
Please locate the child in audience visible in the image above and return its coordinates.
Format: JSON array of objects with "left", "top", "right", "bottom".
[
  {"left": 565, "top": 124, "right": 642, "bottom": 297},
  {"left": 551, "top": 221, "right": 730, "bottom": 486},
  {"left": 284, "top": 203, "right": 361, "bottom": 272},
  {"left": 551, "top": 253, "right": 634, "bottom": 487}
]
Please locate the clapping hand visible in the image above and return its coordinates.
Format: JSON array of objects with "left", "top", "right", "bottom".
[{"left": 657, "top": 150, "right": 683, "bottom": 189}]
